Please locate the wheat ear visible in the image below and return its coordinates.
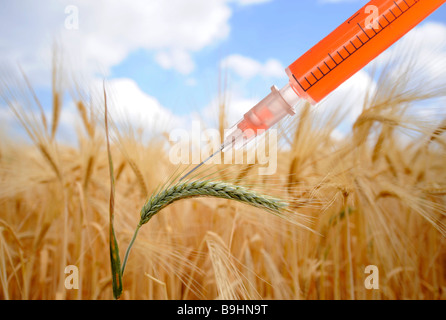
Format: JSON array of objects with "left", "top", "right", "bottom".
[{"left": 120, "top": 180, "right": 288, "bottom": 275}]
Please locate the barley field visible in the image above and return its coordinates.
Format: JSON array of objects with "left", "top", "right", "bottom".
[{"left": 0, "top": 48, "right": 445, "bottom": 300}]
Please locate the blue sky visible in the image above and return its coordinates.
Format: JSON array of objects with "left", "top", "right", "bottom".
[{"left": 0, "top": 0, "right": 445, "bottom": 139}]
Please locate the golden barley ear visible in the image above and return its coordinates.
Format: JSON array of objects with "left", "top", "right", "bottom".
[{"left": 104, "top": 83, "right": 123, "bottom": 300}]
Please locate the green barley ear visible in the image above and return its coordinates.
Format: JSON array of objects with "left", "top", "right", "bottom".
[
  {"left": 120, "top": 179, "right": 288, "bottom": 277},
  {"left": 104, "top": 85, "right": 123, "bottom": 300},
  {"left": 139, "top": 180, "right": 288, "bottom": 225}
]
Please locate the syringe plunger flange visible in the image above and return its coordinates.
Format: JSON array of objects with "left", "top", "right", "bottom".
[{"left": 222, "top": 83, "right": 299, "bottom": 152}]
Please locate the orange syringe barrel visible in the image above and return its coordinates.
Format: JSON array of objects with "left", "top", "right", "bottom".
[{"left": 287, "top": 0, "right": 446, "bottom": 104}]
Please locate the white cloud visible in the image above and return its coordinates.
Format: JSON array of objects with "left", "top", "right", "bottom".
[
  {"left": 372, "top": 22, "right": 446, "bottom": 87},
  {"left": 319, "top": 69, "right": 376, "bottom": 123},
  {"left": 200, "top": 89, "right": 259, "bottom": 129},
  {"left": 0, "top": 78, "right": 185, "bottom": 144},
  {"left": 78, "top": 78, "right": 185, "bottom": 134},
  {"left": 0, "top": 0, "right": 235, "bottom": 82},
  {"left": 0, "top": 76, "right": 190, "bottom": 144},
  {"left": 224, "top": 95, "right": 260, "bottom": 125},
  {"left": 302, "top": 69, "right": 377, "bottom": 137},
  {"left": 263, "top": 59, "right": 286, "bottom": 78},
  {"left": 330, "top": 128, "right": 346, "bottom": 142},
  {"left": 155, "top": 50, "right": 195, "bottom": 75},
  {"left": 221, "top": 54, "right": 285, "bottom": 79},
  {"left": 234, "top": 0, "right": 273, "bottom": 5}
]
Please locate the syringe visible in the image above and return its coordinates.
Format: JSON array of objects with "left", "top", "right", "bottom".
[{"left": 179, "top": 0, "right": 445, "bottom": 181}]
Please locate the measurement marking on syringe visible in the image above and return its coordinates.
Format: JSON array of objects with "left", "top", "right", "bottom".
[
  {"left": 347, "top": 12, "right": 361, "bottom": 24},
  {"left": 324, "top": 61, "right": 331, "bottom": 71},
  {"left": 389, "top": 9, "right": 397, "bottom": 19},
  {"left": 350, "top": 41, "right": 357, "bottom": 50},
  {"left": 328, "top": 53, "right": 337, "bottom": 66},
  {"left": 295, "top": 0, "right": 420, "bottom": 92},
  {"left": 394, "top": 1, "right": 404, "bottom": 12},
  {"left": 310, "top": 71, "right": 318, "bottom": 81},
  {"left": 358, "top": 23, "right": 371, "bottom": 40},
  {"left": 292, "top": 74, "right": 306, "bottom": 92}
]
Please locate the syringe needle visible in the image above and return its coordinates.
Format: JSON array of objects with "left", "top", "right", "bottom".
[
  {"left": 178, "top": 84, "right": 298, "bottom": 182},
  {"left": 178, "top": 146, "right": 223, "bottom": 182}
]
